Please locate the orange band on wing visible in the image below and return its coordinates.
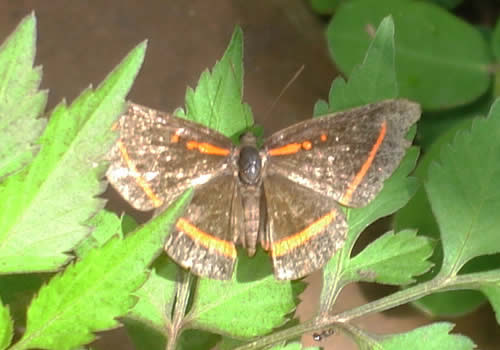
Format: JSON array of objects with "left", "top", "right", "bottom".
[
  {"left": 176, "top": 218, "right": 237, "bottom": 259},
  {"left": 186, "top": 141, "right": 230, "bottom": 156},
  {"left": 268, "top": 143, "right": 303, "bottom": 156},
  {"left": 341, "top": 121, "right": 387, "bottom": 204},
  {"left": 271, "top": 210, "right": 337, "bottom": 257},
  {"left": 111, "top": 121, "right": 119, "bottom": 131},
  {"left": 268, "top": 139, "right": 319, "bottom": 156},
  {"left": 117, "top": 140, "right": 164, "bottom": 207},
  {"left": 171, "top": 134, "right": 180, "bottom": 143}
]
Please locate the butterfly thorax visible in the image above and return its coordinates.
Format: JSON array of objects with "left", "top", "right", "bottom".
[
  {"left": 238, "top": 132, "right": 261, "bottom": 185},
  {"left": 236, "top": 132, "right": 265, "bottom": 256}
]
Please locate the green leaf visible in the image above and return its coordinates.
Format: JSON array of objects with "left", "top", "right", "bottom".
[
  {"left": 126, "top": 256, "right": 178, "bottom": 335},
  {"left": 395, "top": 116, "right": 493, "bottom": 317},
  {"left": 344, "top": 230, "right": 434, "bottom": 285},
  {"left": 121, "top": 213, "right": 139, "bottom": 234},
  {"left": 493, "top": 19, "right": 500, "bottom": 99},
  {"left": 125, "top": 256, "right": 222, "bottom": 350},
  {"left": 122, "top": 317, "right": 166, "bottom": 350},
  {"left": 321, "top": 147, "right": 419, "bottom": 311},
  {"left": 492, "top": 17, "right": 500, "bottom": 60},
  {"left": 316, "top": 15, "right": 397, "bottom": 115},
  {"left": 0, "top": 273, "right": 46, "bottom": 328},
  {"left": 188, "top": 249, "right": 304, "bottom": 338},
  {"left": 217, "top": 336, "right": 246, "bottom": 350},
  {"left": 0, "top": 299, "right": 13, "bottom": 350},
  {"left": 413, "top": 289, "right": 486, "bottom": 319},
  {"left": 410, "top": 104, "right": 500, "bottom": 315},
  {"left": 177, "top": 329, "right": 221, "bottom": 350},
  {"left": 179, "top": 27, "right": 253, "bottom": 141},
  {"left": 417, "top": 93, "right": 493, "bottom": 151},
  {"left": 126, "top": 320, "right": 220, "bottom": 350},
  {"left": 379, "top": 323, "right": 475, "bottom": 350},
  {"left": 480, "top": 277, "right": 500, "bottom": 324},
  {"left": 0, "top": 13, "right": 47, "bottom": 180},
  {"left": 424, "top": 0, "right": 463, "bottom": 9},
  {"left": 309, "top": 0, "right": 342, "bottom": 15},
  {"left": 327, "top": 0, "right": 491, "bottom": 109},
  {"left": 426, "top": 99, "right": 500, "bottom": 277},
  {"left": 15, "top": 190, "right": 192, "bottom": 350},
  {"left": 0, "top": 41, "right": 146, "bottom": 273},
  {"left": 74, "top": 210, "right": 123, "bottom": 258}
]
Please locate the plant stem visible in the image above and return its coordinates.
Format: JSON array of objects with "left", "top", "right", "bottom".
[
  {"left": 234, "top": 270, "right": 500, "bottom": 350},
  {"left": 166, "top": 269, "right": 194, "bottom": 350}
]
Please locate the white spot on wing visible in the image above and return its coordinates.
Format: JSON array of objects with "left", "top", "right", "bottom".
[
  {"left": 143, "top": 171, "right": 159, "bottom": 181},
  {"left": 191, "top": 173, "right": 213, "bottom": 186},
  {"left": 113, "top": 167, "right": 131, "bottom": 178}
]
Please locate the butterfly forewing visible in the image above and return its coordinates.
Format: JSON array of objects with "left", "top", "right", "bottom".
[
  {"left": 165, "top": 175, "right": 239, "bottom": 280},
  {"left": 263, "top": 99, "right": 420, "bottom": 207},
  {"left": 106, "top": 103, "right": 235, "bottom": 210},
  {"left": 262, "top": 174, "right": 348, "bottom": 280}
]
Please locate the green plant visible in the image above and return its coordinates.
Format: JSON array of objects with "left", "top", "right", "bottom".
[
  {"left": 0, "top": 6, "right": 499, "bottom": 350},
  {"left": 317, "top": 0, "right": 500, "bottom": 325}
]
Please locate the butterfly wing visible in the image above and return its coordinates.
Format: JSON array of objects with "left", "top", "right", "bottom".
[
  {"left": 262, "top": 174, "right": 347, "bottom": 280},
  {"left": 165, "top": 174, "right": 240, "bottom": 280},
  {"left": 106, "top": 103, "right": 236, "bottom": 210},
  {"left": 263, "top": 99, "right": 420, "bottom": 207}
]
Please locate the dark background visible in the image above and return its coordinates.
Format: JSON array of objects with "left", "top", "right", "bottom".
[{"left": 1, "top": 1, "right": 498, "bottom": 349}]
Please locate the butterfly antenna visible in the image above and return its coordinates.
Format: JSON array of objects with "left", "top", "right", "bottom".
[{"left": 264, "top": 64, "right": 305, "bottom": 120}]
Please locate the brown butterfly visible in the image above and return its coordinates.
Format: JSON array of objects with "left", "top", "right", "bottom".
[{"left": 106, "top": 99, "right": 420, "bottom": 280}]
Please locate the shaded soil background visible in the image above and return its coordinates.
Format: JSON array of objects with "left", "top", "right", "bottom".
[{"left": 1, "top": 1, "right": 498, "bottom": 349}]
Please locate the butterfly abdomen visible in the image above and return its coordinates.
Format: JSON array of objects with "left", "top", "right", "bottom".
[{"left": 238, "top": 184, "right": 262, "bottom": 256}]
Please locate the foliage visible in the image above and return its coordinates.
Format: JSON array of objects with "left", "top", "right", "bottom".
[{"left": 1, "top": 3, "right": 500, "bottom": 349}]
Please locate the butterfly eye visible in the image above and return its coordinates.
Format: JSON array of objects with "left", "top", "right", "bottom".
[{"left": 238, "top": 146, "right": 261, "bottom": 185}]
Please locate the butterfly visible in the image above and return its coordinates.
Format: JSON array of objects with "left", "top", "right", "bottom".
[{"left": 106, "top": 99, "right": 420, "bottom": 280}]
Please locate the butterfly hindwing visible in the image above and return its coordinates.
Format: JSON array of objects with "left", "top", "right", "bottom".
[
  {"left": 106, "top": 103, "right": 235, "bottom": 210},
  {"left": 263, "top": 99, "right": 420, "bottom": 207},
  {"left": 262, "top": 174, "right": 348, "bottom": 280},
  {"left": 165, "top": 174, "right": 239, "bottom": 280}
]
